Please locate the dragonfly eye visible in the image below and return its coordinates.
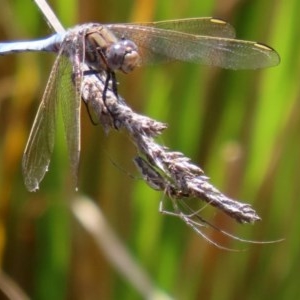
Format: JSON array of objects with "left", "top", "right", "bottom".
[{"left": 106, "top": 39, "right": 140, "bottom": 73}]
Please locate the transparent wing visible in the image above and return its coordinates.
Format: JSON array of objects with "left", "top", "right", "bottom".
[
  {"left": 60, "top": 36, "right": 82, "bottom": 189},
  {"left": 107, "top": 21, "right": 280, "bottom": 69},
  {"left": 115, "top": 17, "right": 236, "bottom": 38},
  {"left": 22, "top": 43, "right": 81, "bottom": 191},
  {"left": 22, "top": 51, "right": 64, "bottom": 191}
]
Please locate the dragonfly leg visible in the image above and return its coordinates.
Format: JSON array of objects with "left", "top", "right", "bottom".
[
  {"left": 82, "top": 69, "right": 119, "bottom": 101},
  {"left": 102, "top": 71, "right": 120, "bottom": 122},
  {"left": 102, "top": 71, "right": 110, "bottom": 103},
  {"left": 82, "top": 69, "right": 119, "bottom": 125},
  {"left": 110, "top": 72, "right": 118, "bottom": 96},
  {"left": 103, "top": 71, "right": 118, "bottom": 101},
  {"left": 83, "top": 100, "right": 98, "bottom": 125}
]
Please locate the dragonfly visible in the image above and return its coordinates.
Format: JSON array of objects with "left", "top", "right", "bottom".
[{"left": 0, "top": 18, "right": 280, "bottom": 192}]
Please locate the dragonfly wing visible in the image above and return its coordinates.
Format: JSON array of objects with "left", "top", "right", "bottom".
[
  {"left": 22, "top": 51, "right": 64, "bottom": 191},
  {"left": 107, "top": 25, "right": 280, "bottom": 69},
  {"left": 113, "top": 17, "right": 236, "bottom": 38},
  {"left": 59, "top": 36, "right": 82, "bottom": 189}
]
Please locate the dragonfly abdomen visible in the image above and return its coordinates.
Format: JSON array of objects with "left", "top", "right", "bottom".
[{"left": 0, "top": 33, "right": 65, "bottom": 55}]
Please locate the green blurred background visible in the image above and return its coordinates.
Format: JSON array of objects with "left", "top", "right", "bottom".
[{"left": 0, "top": 0, "right": 299, "bottom": 299}]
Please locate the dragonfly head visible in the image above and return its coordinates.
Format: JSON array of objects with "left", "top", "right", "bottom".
[{"left": 106, "top": 39, "right": 140, "bottom": 73}]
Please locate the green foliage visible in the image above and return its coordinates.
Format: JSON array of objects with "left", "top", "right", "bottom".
[{"left": 0, "top": 0, "right": 298, "bottom": 299}]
